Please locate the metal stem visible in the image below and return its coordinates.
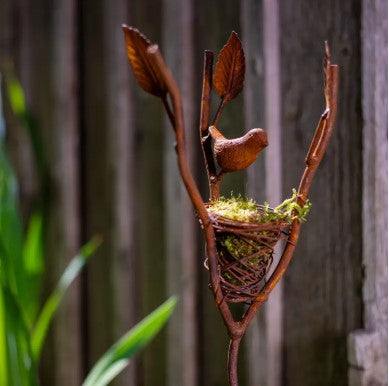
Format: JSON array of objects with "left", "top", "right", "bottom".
[
  {"left": 147, "top": 44, "right": 237, "bottom": 333},
  {"left": 199, "top": 50, "right": 221, "bottom": 200},
  {"left": 228, "top": 336, "right": 242, "bottom": 386}
]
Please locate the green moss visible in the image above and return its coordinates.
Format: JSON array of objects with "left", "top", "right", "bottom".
[
  {"left": 221, "top": 236, "right": 255, "bottom": 260},
  {"left": 208, "top": 195, "right": 259, "bottom": 222},
  {"left": 209, "top": 190, "right": 312, "bottom": 286},
  {"left": 208, "top": 189, "right": 312, "bottom": 224},
  {"left": 219, "top": 235, "right": 270, "bottom": 286},
  {"left": 220, "top": 236, "right": 264, "bottom": 264}
]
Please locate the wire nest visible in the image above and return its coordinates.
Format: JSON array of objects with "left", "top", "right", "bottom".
[{"left": 205, "top": 205, "right": 289, "bottom": 303}]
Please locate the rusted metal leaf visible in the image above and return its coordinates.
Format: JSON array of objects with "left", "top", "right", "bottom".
[
  {"left": 122, "top": 25, "right": 167, "bottom": 97},
  {"left": 213, "top": 31, "right": 245, "bottom": 101}
]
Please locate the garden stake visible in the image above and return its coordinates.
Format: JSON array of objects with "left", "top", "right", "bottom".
[{"left": 122, "top": 26, "right": 338, "bottom": 386}]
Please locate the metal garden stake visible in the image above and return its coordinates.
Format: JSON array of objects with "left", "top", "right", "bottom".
[{"left": 122, "top": 26, "right": 339, "bottom": 386}]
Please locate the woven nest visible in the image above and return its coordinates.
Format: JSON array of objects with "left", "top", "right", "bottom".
[{"left": 205, "top": 205, "right": 289, "bottom": 303}]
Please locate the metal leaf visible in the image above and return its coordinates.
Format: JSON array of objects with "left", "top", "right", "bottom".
[
  {"left": 213, "top": 31, "right": 245, "bottom": 101},
  {"left": 122, "top": 25, "right": 167, "bottom": 97}
]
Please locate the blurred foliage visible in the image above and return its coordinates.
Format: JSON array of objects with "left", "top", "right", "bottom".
[
  {"left": 83, "top": 296, "right": 177, "bottom": 386},
  {"left": 0, "top": 133, "right": 100, "bottom": 384},
  {"left": 0, "top": 75, "right": 176, "bottom": 385}
]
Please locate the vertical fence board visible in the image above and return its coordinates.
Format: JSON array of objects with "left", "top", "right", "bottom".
[
  {"left": 46, "top": 2, "right": 81, "bottom": 383},
  {"left": 242, "top": 2, "right": 284, "bottom": 385},
  {"left": 128, "top": 2, "right": 167, "bottom": 385},
  {"left": 81, "top": 0, "right": 111, "bottom": 375},
  {"left": 262, "top": 1, "right": 283, "bottom": 385},
  {"left": 162, "top": 1, "right": 200, "bottom": 386},
  {"left": 24, "top": 1, "right": 81, "bottom": 384},
  {"left": 348, "top": 0, "right": 387, "bottom": 384},
  {"left": 280, "top": 1, "right": 363, "bottom": 385},
  {"left": 240, "top": 2, "right": 267, "bottom": 386},
  {"left": 81, "top": 1, "right": 138, "bottom": 385}
]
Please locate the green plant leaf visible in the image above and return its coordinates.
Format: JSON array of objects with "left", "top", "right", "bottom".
[
  {"left": 23, "top": 212, "right": 44, "bottom": 275},
  {"left": 83, "top": 296, "right": 177, "bottom": 386},
  {"left": 87, "top": 360, "right": 128, "bottom": 386},
  {"left": 21, "top": 211, "right": 44, "bottom": 327},
  {"left": 0, "top": 285, "right": 8, "bottom": 386},
  {"left": 0, "top": 283, "right": 38, "bottom": 386},
  {"left": 30, "top": 236, "right": 101, "bottom": 361},
  {"left": 0, "top": 147, "right": 24, "bottom": 289},
  {"left": 7, "top": 76, "right": 26, "bottom": 117}
]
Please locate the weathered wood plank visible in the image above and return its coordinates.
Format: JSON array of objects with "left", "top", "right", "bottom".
[
  {"left": 44, "top": 2, "right": 81, "bottom": 383},
  {"left": 81, "top": 0, "right": 139, "bottom": 384},
  {"left": 162, "top": 1, "right": 200, "bottom": 386},
  {"left": 240, "top": 2, "right": 267, "bottom": 386},
  {"left": 128, "top": 2, "right": 166, "bottom": 385},
  {"left": 242, "top": 2, "right": 284, "bottom": 385},
  {"left": 348, "top": 0, "right": 387, "bottom": 384},
  {"left": 262, "top": 2, "right": 284, "bottom": 385},
  {"left": 280, "top": 1, "right": 363, "bottom": 385}
]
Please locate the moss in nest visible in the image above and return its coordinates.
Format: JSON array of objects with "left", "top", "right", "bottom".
[
  {"left": 220, "top": 236, "right": 266, "bottom": 265},
  {"left": 210, "top": 190, "right": 311, "bottom": 286},
  {"left": 208, "top": 189, "right": 312, "bottom": 224},
  {"left": 208, "top": 195, "right": 259, "bottom": 222},
  {"left": 219, "top": 236, "right": 270, "bottom": 285},
  {"left": 261, "top": 189, "right": 312, "bottom": 223},
  {"left": 221, "top": 236, "right": 256, "bottom": 263}
]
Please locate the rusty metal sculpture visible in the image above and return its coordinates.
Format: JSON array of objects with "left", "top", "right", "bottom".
[{"left": 122, "top": 26, "right": 338, "bottom": 386}]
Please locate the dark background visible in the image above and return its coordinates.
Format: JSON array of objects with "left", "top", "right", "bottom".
[{"left": 0, "top": 0, "right": 386, "bottom": 385}]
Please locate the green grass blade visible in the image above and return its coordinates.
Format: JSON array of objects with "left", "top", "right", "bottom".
[
  {"left": 0, "top": 147, "right": 24, "bottom": 293},
  {"left": 22, "top": 211, "right": 44, "bottom": 326},
  {"left": 0, "top": 283, "right": 38, "bottom": 386},
  {"left": 88, "top": 360, "right": 128, "bottom": 386},
  {"left": 23, "top": 211, "right": 44, "bottom": 274},
  {"left": 0, "top": 286, "right": 8, "bottom": 385},
  {"left": 7, "top": 76, "right": 26, "bottom": 117},
  {"left": 83, "top": 296, "right": 177, "bottom": 386},
  {"left": 31, "top": 236, "right": 101, "bottom": 361}
]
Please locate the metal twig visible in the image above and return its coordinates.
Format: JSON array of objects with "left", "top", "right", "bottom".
[
  {"left": 212, "top": 96, "right": 228, "bottom": 126},
  {"left": 241, "top": 49, "right": 339, "bottom": 332},
  {"left": 146, "top": 45, "right": 237, "bottom": 335},
  {"left": 199, "top": 50, "right": 221, "bottom": 200}
]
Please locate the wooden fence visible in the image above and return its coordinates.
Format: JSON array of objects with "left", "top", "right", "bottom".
[{"left": 0, "top": 0, "right": 386, "bottom": 385}]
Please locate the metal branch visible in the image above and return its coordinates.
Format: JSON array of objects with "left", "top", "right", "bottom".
[
  {"left": 228, "top": 336, "right": 242, "bottom": 386},
  {"left": 241, "top": 56, "right": 339, "bottom": 331},
  {"left": 162, "top": 95, "right": 175, "bottom": 127},
  {"left": 212, "top": 96, "right": 228, "bottom": 126},
  {"left": 199, "top": 50, "right": 221, "bottom": 200},
  {"left": 146, "top": 44, "right": 237, "bottom": 334}
]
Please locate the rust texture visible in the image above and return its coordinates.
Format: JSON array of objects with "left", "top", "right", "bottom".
[
  {"left": 210, "top": 125, "right": 268, "bottom": 172},
  {"left": 206, "top": 205, "right": 288, "bottom": 303},
  {"left": 123, "top": 27, "right": 339, "bottom": 386}
]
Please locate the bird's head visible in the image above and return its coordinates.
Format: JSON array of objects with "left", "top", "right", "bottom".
[{"left": 244, "top": 128, "right": 268, "bottom": 149}]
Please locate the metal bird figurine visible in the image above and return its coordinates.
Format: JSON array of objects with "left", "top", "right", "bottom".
[{"left": 209, "top": 125, "right": 268, "bottom": 172}]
